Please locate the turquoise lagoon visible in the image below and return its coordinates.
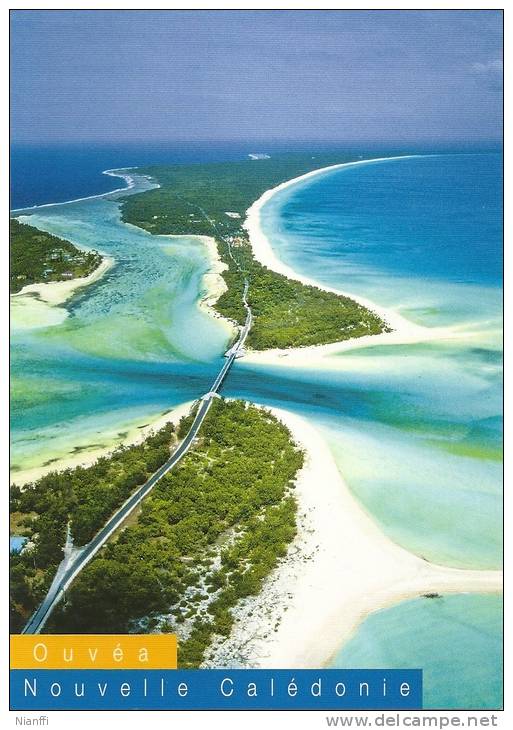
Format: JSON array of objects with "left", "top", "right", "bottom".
[
  {"left": 11, "top": 178, "right": 233, "bottom": 474},
  {"left": 332, "top": 593, "right": 503, "bottom": 709},
  {"left": 10, "top": 153, "right": 502, "bottom": 705},
  {"left": 247, "top": 153, "right": 502, "bottom": 707},
  {"left": 247, "top": 153, "right": 503, "bottom": 570}
]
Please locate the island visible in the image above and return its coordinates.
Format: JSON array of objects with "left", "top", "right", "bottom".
[{"left": 10, "top": 218, "right": 103, "bottom": 293}]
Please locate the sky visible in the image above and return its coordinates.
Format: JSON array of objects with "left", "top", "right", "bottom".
[{"left": 10, "top": 9, "right": 503, "bottom": 145}]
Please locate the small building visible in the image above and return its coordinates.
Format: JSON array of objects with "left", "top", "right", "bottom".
[{"left": 10, "top": 536, "right": 28, "bottom": 554}]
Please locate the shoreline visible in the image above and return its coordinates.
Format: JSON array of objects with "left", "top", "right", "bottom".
[
  {"left": 198, "top": 235, "right": 239, "bottom": 339},
  {"left": 11, "top": 254, "right": 115, "bottom": 308},
  {"left": 11, "top": 401, "right": 195, "bottom": 487},
  {"left": 10, "top": 167, "right": 149, "bottom": 214},
  {"left": 205, "top": 405, "right": 502, "bottom": 669},
  {"left": 242, "top": 155, "right": 460, "bottom": 364},
  {"left": 197, "top": 235, "right": 229, "bottom": 307},
  {"left": 161, "top": 232, "right": 238, "bottom": 338},
  {"left": 11, "top": 231, "right": 234, "bottom": 484},
  {"left": 205, "top": 158, "right": 501, "bottom": 668}
]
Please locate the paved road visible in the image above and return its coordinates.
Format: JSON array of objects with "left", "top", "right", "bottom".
[{"left": 22, "top": 290, "right": 252, "bottom": 634}]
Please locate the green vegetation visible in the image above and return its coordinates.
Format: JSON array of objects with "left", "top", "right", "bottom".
[
  {"left": 47, "top": 399, "right": 303, "bottom": 668},
  {"left": 10, "top": 218, "right": 102, "bottom": 293},
  {"left": 120, "top": 155, "right": 389, "bottom": 349},
  {"left": 9, "top": 424, "right": 176, "bottom": 632}
]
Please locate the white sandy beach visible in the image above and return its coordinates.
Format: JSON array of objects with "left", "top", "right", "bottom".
[
  {"left": 161, "top": 232, "right": 237, "bottom": 336},
  {"left": 242, "top": 156, "right": 471, "bottom": 367},
  {"left": 195, "top": 235, "right": 234, "bottom": 326},
  {"left": 10, "top": 256, "right": 114, "bottom": 332},
  {"left": 205, "top": 160, "right": 502, "bottom": 668},
  {"left": 205, "top": 405, "right": 502, "bottom": 669},
  {"left": 12, "top": 255, "right": 114, "bottom": 308}
]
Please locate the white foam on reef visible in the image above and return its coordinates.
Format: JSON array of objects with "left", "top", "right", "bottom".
[{"left": 10, "top": 168, "right": 158, "bottom": 213}]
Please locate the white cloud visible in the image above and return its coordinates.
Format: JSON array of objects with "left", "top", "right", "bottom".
[{"left": 471, "top": 58, "right": 503, "bottom": 73}]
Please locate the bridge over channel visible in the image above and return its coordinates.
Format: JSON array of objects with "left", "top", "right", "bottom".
[{"left": 23, "top": 263, "right": 252, "bottom": 633}]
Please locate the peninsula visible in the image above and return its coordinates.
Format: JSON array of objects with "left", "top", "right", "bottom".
[
  {"left": 11, "top": 398, "right": 304, "bottom": 672},
  {"left": 10, "top": 218, "right": 103, "bottom": 293},
  {"left": 120, "top": 155, "right": 389, "bottom": 349}
]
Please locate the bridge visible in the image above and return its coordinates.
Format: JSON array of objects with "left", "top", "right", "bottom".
[{"left": 22, "top": 274, "right": 253, "bottom": 634}]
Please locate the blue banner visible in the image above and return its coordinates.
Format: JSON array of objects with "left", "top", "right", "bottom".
[{"left": 11, "top": 669, "right": 422, "bottom": 710}]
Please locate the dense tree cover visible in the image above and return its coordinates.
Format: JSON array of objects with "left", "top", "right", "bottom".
[
  {"left": 120, "top": 155, "right": 389, "bottom": 349},
  {"left": 120, "top": 156, "right": 349, "bottom": 239},
  {"left": 48, "top": 399, "right": 303, "bottom": 668},
  {"left": 177, "top": 403, "right": 199, "bottom": 438},
  {"left": 9, "top": 424, "right": 175, "bottom": 632},
  {"left": 10, "top": 218, "right": 102, "bottom": 293},
  {"left": 217, "top": 236, "right": 387, "bottom": 349}
]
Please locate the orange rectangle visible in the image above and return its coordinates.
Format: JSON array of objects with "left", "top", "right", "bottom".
[{"left": 10, "top": 634, "right": 177, "bottom": 670}]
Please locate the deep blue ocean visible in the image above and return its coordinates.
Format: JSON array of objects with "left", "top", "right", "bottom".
[
  {"left": 10, "top": 141, "right": 499, "bottom": 210},
  {"left": 10, "top": 142, "right": 253, "bottom": 209},
  {"left": 11, "top": 141, "right": 358, "bottom": 209},
  {"left": 269, "top": 153, "right": 503, "bottom": 287}
]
